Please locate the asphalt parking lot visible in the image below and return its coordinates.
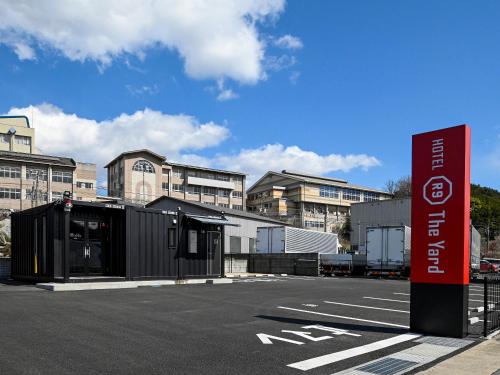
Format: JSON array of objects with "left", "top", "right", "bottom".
[{"left": 0, "top": 276, "right": 482, "bottom": 375}]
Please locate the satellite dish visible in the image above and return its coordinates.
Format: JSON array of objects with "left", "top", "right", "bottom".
[{"left": 7, "top": 128, "right": 16, "bottom": 135}]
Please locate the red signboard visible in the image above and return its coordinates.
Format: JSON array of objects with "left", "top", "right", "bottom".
[{"left": 411, "top": 125, "right": 471, "bottom": 285}]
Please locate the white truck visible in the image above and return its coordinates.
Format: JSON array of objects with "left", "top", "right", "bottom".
[
  {"left": 256, "top": 226, "right": 339, "bottom": 254},
  {"left": 365, "top": 226, "right": 411, "bottom": 276}
]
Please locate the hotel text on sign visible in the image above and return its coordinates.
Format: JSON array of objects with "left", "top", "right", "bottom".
[{"left": 411, "top": 125, "right": 471, "bottom": 285}]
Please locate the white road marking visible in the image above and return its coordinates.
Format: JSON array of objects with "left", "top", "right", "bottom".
[
  {"left": 287, "top": 333, "right": 420, "bottom": 371},
  {"left": 281, "top": 330, "right": 332, "bottom": 342},
  {"left": 470, "top": 299, "right": 484, "bottom": 302},
  {"left": 363, "top": 297, "right": 410, "bottom": 304},
  {"left": 277, "top": 306, "right": 410, "bottom": 329},
  {"left": 302, "top": 304, "right": 318, "bottom": 308},
  {"left": 256, "top": 333, "right": 304, "bottom": 345},
  {"left": 393, "top": 292, "right": 410, "bottom": 296},
  {"left": 470, "top": 293, "right": 484, "bottom": 297},
  {"left": 323, "top": 301, "right": 409, "bottom": 314},
  {"left": 303, "top": 324, "right": 361, "bottom": 337}
]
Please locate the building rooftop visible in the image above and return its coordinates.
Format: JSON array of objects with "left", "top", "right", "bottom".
[
  {"left": 104, "top": 149, "right": 166, "bottom": 168},
  {"left": 248, "top": 170, "right": 391, "bottom": 195},
  {"left": 0, "top": 150, "right": 76, "bottom": 167},
  {"left": 146, "top": 196, "right": 286, "bottom": 225},
  {"left": 168, "top": 161, "right": 246, "bottom": 177},
  {"left": 0, "top": 115, "right": 31, "bottom": 128}
]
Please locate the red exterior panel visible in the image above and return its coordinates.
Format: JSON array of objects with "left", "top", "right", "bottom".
[{"left": 411, "top": 125, "right": 471, "bottom": 285}]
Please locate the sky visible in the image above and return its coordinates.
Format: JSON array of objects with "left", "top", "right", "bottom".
[{"left": 0, "top": 0, "right": 498, "bottom": 193}]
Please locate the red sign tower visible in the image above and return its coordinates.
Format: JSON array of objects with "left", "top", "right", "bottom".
[{"left": 410, "top": 124, "right": 471, "bottom": 337}]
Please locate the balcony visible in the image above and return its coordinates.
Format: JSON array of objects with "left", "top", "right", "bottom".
[{"left": 187, "top": 176, "right": 235, "bottom": 190}]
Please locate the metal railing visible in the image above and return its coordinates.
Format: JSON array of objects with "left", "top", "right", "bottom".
[{"left": 483, "top": 274, "right": 500, "bottom": 337}]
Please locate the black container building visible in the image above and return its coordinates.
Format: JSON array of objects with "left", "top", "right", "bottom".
[{"left": 11, "top": 200, "right": 230, "bottom": 282}]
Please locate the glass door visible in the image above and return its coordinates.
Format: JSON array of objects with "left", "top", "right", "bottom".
[
  {"left": 206, "top": 231, "right": 221, "bottom": 276},
  {"left": 69, "top": 219, "right": 104, "bottom": 276}
]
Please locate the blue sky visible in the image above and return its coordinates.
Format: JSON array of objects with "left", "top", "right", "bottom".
[{"left": 0, "top": 0, "right": 498, "bottom": 191}]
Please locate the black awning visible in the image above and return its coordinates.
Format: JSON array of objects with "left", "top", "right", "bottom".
[{"left": 184, "top": 214, "right": 240, "bottom": 226}]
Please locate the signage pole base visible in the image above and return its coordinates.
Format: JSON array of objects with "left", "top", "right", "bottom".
[{"left": 410, "top": 283, "right": 469, "bottom": 338}]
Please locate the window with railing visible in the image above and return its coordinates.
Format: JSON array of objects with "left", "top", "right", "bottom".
[
  {"left": 0, "top": 187, "right": 20, "bottom": 199},
  {"left": 0, "top": 166, "right": 21, "bottom": 179},
  {"left": 52, "top": 170, "right": 73, "bottom": 183},
  {"left": 342, "top": 188, "right": 361, "bottom": 201},
  {"left": 232, "top": 191, "right": 243, "bottom": 198},
  {"left": 26, "top": 168, "right": 48, "bottom": 181},
  {"left": 320, "top": 185, "right": 340, "bottom": 199},
  {"left": 15, "top": 135, "right": 31, "bottom": 145},
  {"left": 203, "top": 186, "right": 216, "bottom": 196}
]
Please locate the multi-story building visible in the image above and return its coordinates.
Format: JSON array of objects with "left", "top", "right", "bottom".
[
  {"left": 0, "top": 116, "right": 35, "bottom": 154},
  {"left": 0, "top": 151, "right": 96, "bottom": 210},
  {"left": 246, "top": 170, "right": 392, "bottom": 233},
  {"left": 0, "top": 116, "right": 96, "bottom": 210},
  {"left": 105, "top": 149, "right": 246, "bottom": 210}
]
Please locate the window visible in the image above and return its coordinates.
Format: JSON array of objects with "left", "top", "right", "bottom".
[
  {"left": 218, "top": 203, "right": 229, "bottom": 208},
  {"left": 363, "top": 192, "right": 380, "bottom": 202},
  {"left": 52, "top": 191, "right": 63, "bottom": 201},
  {"left": 0, "top": 166, "right": 21, "bottom": 178},
  {"left": 15, "top": 135, "right": 31, "bottom": 145},
  {"left": 232, "top": 204, "right": 243, "bottom": 210},
  {"left": 305, "top": 221, "right": 324, "bottom": 229},
  {"left": 230, "top": 236, "right": 241, "bottom": 254},
  {"left": 232, "top": 191, "right": 243, "bottom": 198},
  {"left": 76, "top": 181, "right": 93, "bottom": 189},
  {"left": 173, "top": 168, "right": 184, "bottom": 178},
  {"left": 26, "top": 168, "right": 48, "bottom": 181},
  {"left": 231, "top": 176, "right": 242, "bottom": 183},
  {"left": 0, "top": 187, "right": 20, "bottom": 199},
  {"left": 172, "top": 184, "right": 184, "bottom": 192},
  {"left": 52, "top": 170, "right": 73, "bottom": 183},
  {"left": 218, "top": 189, "right": 230, "bottom": 197},
  {"left": 0, "top": 134, "right": 8, "bottom": 143},
  {"left": 168, "top": 228, "right": 177, "bottom": 247},
  {"left": 188, "top": 230, "right": 198, "bottom": 253},
  {"left": 320, "top": 185, "right": 340, "bottom": 199},
  {"left": 25, "top": 191, "right": 48, "bottom": 201},
  {"left": 203, "top": 186, "right": 216, "bottom": 196},
  {"left": 217, "top": 174, "right": 230, "bottom": 181},
  {"left": 69, "top": 220, "right": 85, "bottom": 240},
  {"left": 342, "top": 188, "right": 361, "bottom": 201},
  {"left": 200, "top": 172, "right": 215, "bottom": 180},
  {"left": 162, "top": 182, "right": 169, "bottom": 191},
  {"left": 132, "top": 160, "right": 155, "bottom": 173},
  {"left": 187, "top": 185, "right": 201, "bottom": 194}
]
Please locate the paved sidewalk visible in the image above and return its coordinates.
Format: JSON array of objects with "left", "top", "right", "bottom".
[{"left": 418, "top": 333, "right": 500, "bottom": 375}]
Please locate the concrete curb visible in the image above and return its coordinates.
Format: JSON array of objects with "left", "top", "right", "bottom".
[{"left": 36, "top": 278, "right": 233, "bottom": 292}]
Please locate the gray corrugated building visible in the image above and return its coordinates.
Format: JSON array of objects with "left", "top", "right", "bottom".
[{"left": 350, "top": 198, "right": 411, "bottom": 252}]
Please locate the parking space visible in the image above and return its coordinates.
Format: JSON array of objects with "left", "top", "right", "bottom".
[{"left": 0, "top": 277, "right": 478, "bottom": 375}]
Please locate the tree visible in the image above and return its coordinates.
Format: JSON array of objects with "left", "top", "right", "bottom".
[{"left": 385, "top": 176, "right": 411, "bottom": 198}]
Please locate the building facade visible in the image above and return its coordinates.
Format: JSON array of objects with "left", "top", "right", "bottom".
[
  {"left": 246, "top": 170, "right": 393, "bottom": 233},
  {"left": 0, "top": 116, "right": 35, "bottom": 154},
  {"left": 0, "top": 151, "right": 96, "bottom": 210},
  {"left": 106, "top": 149, "right": 246, "bottom": 210}
]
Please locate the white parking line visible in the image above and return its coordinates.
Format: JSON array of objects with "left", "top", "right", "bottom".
[
  {"left": 470, "top": 299, "right": 484, "bottom": 302},
  {"left": 287, "top": 333, "right": 420, "bottom": 371},
  {"left": 323, "top": 301, "right": 409, "bottom": 314},
  {"left": 470, "top": 293, "right": 484, "bottom": 297},
  {"left": 363, "top": 297, "right": 410, "bottom": 304},
  {"left": 277, "top": 306, "right": 410, "bottom": 329},
  {"left": 393, "top": 293, "right": 410, "bottom": 296}
]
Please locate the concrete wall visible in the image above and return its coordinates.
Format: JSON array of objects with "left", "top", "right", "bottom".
[
  {"left": 0, "top": 257, "right": 10, "bottom": 279},
  {"left": 350, "top": 198, "right": 411, "bottom": 252}
]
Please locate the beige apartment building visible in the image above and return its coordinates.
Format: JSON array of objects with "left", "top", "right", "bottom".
[
  {"left": 0, "top": 151, "right": 96, "bottom": 210},
  {"left": 0, "top": 116, "right": 96, "bottom": 210},
  {"left": 0, "top": 116, "right": 35, "bottom": 154},
  {"left": 106, "top": 150, "right": 246, "bottom": 210},
  {"left": 246, "top": 170, "right": 392, "bottom": 233}
]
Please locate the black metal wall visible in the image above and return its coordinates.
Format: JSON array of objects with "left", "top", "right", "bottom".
[{"left": 127, "top": 207, "right": 178, "bottom": 279}]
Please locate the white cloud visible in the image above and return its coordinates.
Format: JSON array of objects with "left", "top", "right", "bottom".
[
  {"left": 274, "top": 34, "right": 303, "bottom": 49},
  {"left": 289, "top": 70, "right": 300, "bottom": 85},
  {"left": 125, "top": 84, "right": 159, "bottom": 96},
  {"left": 0, "top": 0, "right": 286, "bottom": 84},
  {"left": 217, "top": 89, "right": 239, "bottom": 102},
  {"left": 265, "top": 54, "right": 297, "bottom": 72},
  {"left": 214, "top": 144, "right": 382, "bottom": 185},
  {"left": 5, "top": 104, "right": 229, "bottom": 172}
]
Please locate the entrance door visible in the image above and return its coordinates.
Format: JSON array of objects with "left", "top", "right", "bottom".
[
  {"left": 207, "top": 231, "right": 221, "bottom": 276},
  {"left": 70, "top": 219, "right": 104, "bottom": 276}
]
